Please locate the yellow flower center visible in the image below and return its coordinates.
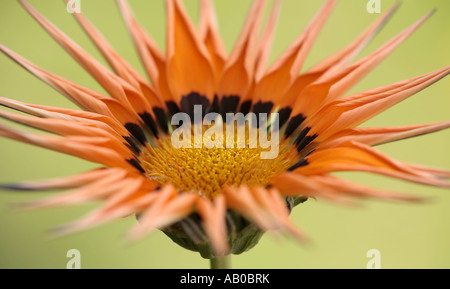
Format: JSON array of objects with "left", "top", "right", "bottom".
[{"left": 141, "top": 124, "right": 298, "bottom": 199}]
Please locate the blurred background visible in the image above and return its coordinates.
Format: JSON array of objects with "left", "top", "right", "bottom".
[{"left": 0, "top": 0, "right": 449, "bottom": 268}]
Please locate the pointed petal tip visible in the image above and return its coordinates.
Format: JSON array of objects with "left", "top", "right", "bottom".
[
  {"left": 126, "top": 226, "right": 155, "bottom": 242},
  {"left": 0, "top": 183, "right": 36, "bottom": 191},
  {"left": 47, "top": 223, "right": 80, "bottom": 239}
]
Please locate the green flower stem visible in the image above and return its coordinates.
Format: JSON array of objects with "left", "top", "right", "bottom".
[{"left": 210, "top": 255, "right": 231, "bottom": 269}]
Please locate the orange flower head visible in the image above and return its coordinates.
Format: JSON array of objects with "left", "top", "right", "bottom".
[{"left": 0, "top": 0, "right": 449, "bottom": 260}]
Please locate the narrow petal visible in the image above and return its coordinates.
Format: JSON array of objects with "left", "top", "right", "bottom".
[
  {"left": 320, "top": 121, "right": 450, "bottom": 149},
  {"left": 295, "top": 141, "right": 450, "bottom": 188},
  {"left": 0, "top": 168, "right": 114, "bottom": 191},
  {"left": 117, "top": 0, "right": 174, "bottom": 105},
  {"left": 253, "top": 0, "right": 337, "bottom": 105},
  {"left": 309, "top": 66, "right": 450, "bottom": 139},
  {"left": 0, "top": 45, "right": 114, "bottom": 118},
  {"left": 279, "top": 3, "right": 399, "bottom": 108},
  {"left": 250, "top": 187, "right": 306, "bottom": 242},
  {"left": 0, "top": 109, "right": 122, "bottom": 142},
  {"left": 52, "top": 179, "right": 159, "bottom": 235},
  {"left": 254, "top": 0, "right": 282, "bottom": 82},
  {"left": 312, "top": 175, "right": 423, "bottom": 202},
  {"left": 223, "top": 186, "right": 273, "bottom": 231},
  {"left": 291, "top": 10, "right": 434, "bottom": 118},
  {"left": 0, "top": 96, "right": 129, "bottom": 137},
  {"left": 272, "top": 172, "right": 422, "bottom": 203},
  {"left": 196, "top": 195, "right": 229, "bottom": 256},
  {"left": 129, "top": 185, "right": 199, "bottom": 239},
  {"left": 19, "top": 1, "right": 136, "bottom": 107},
  {"left": 20, "top": 1, "right": 167, "bottom": 134},
  {"left": 271, "top": 172, "right": 350, "bottom": 203},
  {"left": 130, "top": 193, "right": 199, "bottom": 238},
  {"left": 218, "top": 0, "right": 266, "bottom": 108},
  {"left": 407, "top": 164, "right": 450, "bottom": 179},
  {"left": 0, "top": 123, "right": 133, "bottom": 170},
  {"left": 199, "top": 0, "right": 227, "bottom": 86},
  {"left": 165, "top": 0, "right": 216, "bottom": 106},
  {"left": 67, "top": 1, "right": 164, "bottom": 109},
  {"left": 224, "top": 186, "right": 306, "bottom": 241},
  {"left": 19, "top": 171, "right": 136, "bottom": 209},
  {"left": 311, "top": 2, "right": 400, "bottom": 76}
]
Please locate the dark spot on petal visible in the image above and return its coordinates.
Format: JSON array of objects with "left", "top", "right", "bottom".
[
  {"left": 239, "top": 100, "right": 252, "bottom": 115},
  {"left": 278, "top": 107, "right": 292, "bottom": 129},
  {"left": 210, "top": 94, "right": 219, "bottom": 113},
  {"left": 220, "top": 95, "right": 241, "bottom": 119},
  {"left": 296, "top": 133, "right": 318, "bottom": 153},
  {"left": 285, "top": 114, "right": 306, "bottom": 138},
  {"left": 125, "top": 123, "right": 147, "bottom": 146},
  {"left": 152, "top": 107, "right": 169, "bottom": 133},
  {"left": 180, "top": 92, "right": 211, "bottom": 123},
  {"left": 139, "top": 112, "right": 158, "bottom": 137},
  {"left": 252, "top": 101, "right": 274, "bottom": 115},
  {"left": 127, "top": 158, "right": 145, "bottom": 173},
  {"left": 252, "top": 101, "right": 274, "bottom": 128},
  {"left": 294, "top": 127, "right": 311, "bottom": 145},
  {"left": 123, "top": 136, "right": 141, "bottom": 153},
  {"left": 288, "top": 158, "right": 309, "bottom": 171},
  {"left": 166, "top": 101, "right": 181, "bottom": 116}
]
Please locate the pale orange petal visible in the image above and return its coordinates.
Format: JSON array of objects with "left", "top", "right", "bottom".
[
  {"left": 199, "top": 0, "right": 227, "bottom": 86},
  {"left": 320, "top": 121, "right": 450, "bottom": 149},
  {"left": 165, "top": 0, "right": 216, "bottom": 105},
  {"left": 218, "top": 0, "right": 266, "bottom": 102},
  {"left": 196, "top": 195, "right": 229, "bottom": 256},
  {"left": 291, "top": 10, "right": 434, "bottom": 117},
  {"left": 309, "top": 66, "right": 450, "bottom": 139},
  {"left": 253, "top": 0, "right": 282, "bottom": 82},
  {"left": 0, "top": 123, "right": 133, "bottom": 170},
  {"left": 253, "top": 0, "right": 337, "bottom": 104},
  {"left": 279, "top": 3, "right": 399, "bottom": 108},
  {"left": 296, "top": 142, "right": 450, "bottom": 188}
]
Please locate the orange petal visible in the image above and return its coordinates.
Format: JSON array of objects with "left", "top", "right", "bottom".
[
  {"left": 20, "top": 170, "right": 136, "bottom": 209},
  {"left": 53, "top": 180, "right": 159, "bottom": 235},
  {"left": 254, "top": 0, "right": 282, "bottom": 82},
  {"left": 67, "top": 1, "right": 164, "bottom": 108},
  {"left": 0, "top": 45, "right": 114, "bottom": 117},
  {"left": 279, "top": 2, "right": 399, "bottom": 108},
  {"left": 311, "top": 2, "right": 400, "bottom": 77},
  {"left": 199, "top": 0, "right": 227, "bottom": 86},
  {"left": 320, "top": 121, "right": 450, "bottom": 149},
  {"left": 218, "top": 0, "right": 266, "bottom": 103},
  {"left": 223, "top": 186, "right": 273, "bottom": 231},
  {"left": 309, "top": 66, "right": 450, "bottom": 139},
  {"left": 196, "top": 195, "right": 229, "bottom": 256},
  {"left": 129, "top": 185, "right": 199, "bottom": 239},
  {"left": 117, "top": 0, "right": 173, "bottom": 106},
  {"left": 270, "top": 172, "right": 349, "bottom": 203},
  {"left": 253, "top": 0, "right": 337, "bottom": 104},
  {"left": 250, "top": 187, "right": 306, "bottom": 242},
  {"left": 165, "top": 0, "right": 216, "bottom": 105},
  {"left": 0, "top": 96, "right": 129, "bottom": 137},
  {"left": 1, "top": 168, "right": 113, "bottom": 191},
  {"left": 0, "top": 123, "right": 133, "bottom": 170},
  {"left": 312, "top": 175, "right": 423, "bottom": 202},
  {"left": 296, "top": 141, "right": 450, "bottom": 188},
  {"left": 291, "top": 10, "right": 434, "bottom": 117},
  {"left": 407, "top": 164, "right": 450, "bottom": 179},
  {"left": 19, "top": 1, "right": 133, "bottom": 107},
  {"left": 0, "top": 109, "right": 122, "bottom": 143}
]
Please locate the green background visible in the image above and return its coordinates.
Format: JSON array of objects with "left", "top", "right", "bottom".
[{"left": 0, "top": 0, "right": 449, "bottom": 268}]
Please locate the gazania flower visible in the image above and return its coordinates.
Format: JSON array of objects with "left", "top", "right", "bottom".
[{"left": 0, "top": 0, "right": 449, "bottom": 268}]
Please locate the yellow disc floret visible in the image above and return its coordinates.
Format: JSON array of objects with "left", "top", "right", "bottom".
[{"left": 141, "top": 123, "right": 298, "bottom": 199}]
